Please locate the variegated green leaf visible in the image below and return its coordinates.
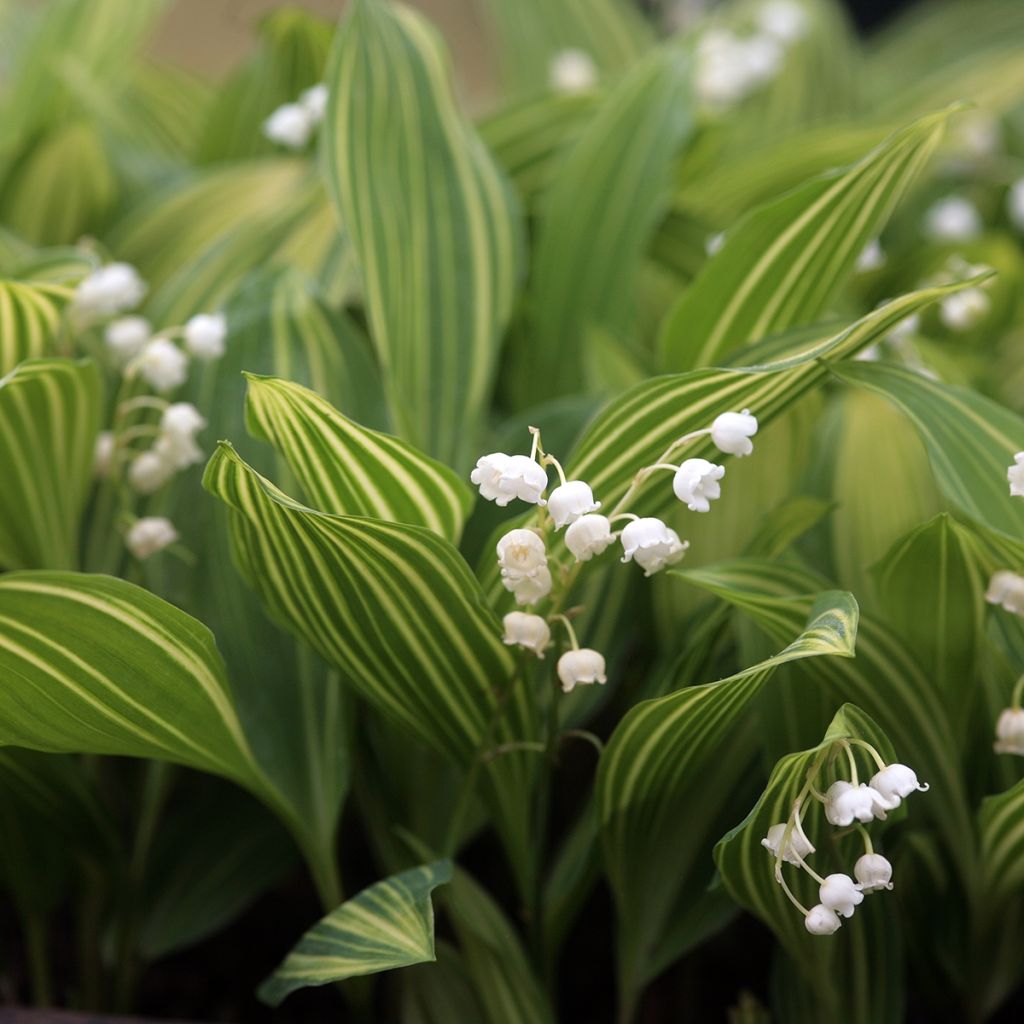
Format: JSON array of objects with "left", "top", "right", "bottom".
[
  {"left": 0, "top": 279, "right": 73, "bottom": 373},
  {"left": 597, "top": 591, "right": 858, "bottom": 1005},
  {"left": 715, "top": 704, "right": 902, "bottom": 1023},
  {"left": 520, "top": 44, "right": 694, "bottom": 402},
  {"left": 258, "top": 860, "right": 453, "bottom": 1006},
  {"left": 659, "top": 107, "right": 957, "bottom": 371},
  {"left": 0, "top": 358, "right": 101, "bottom": 570},
  {"left": 243, "top": 374, "right": 471, "bottom": 543},
  {"left": 324, "top": 0, "right": 522, "bottom": 466}
]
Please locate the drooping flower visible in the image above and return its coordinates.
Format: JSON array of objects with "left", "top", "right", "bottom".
[
  {"left": 300, "top": 83, "right": 329, "bottom": 122},
  {"left": 760, "top": 822, "right": 815, "bottom": 866},
  {"left": 823, "top": 781, "right": 888, "bottom": 827},
  {"left": 1008, "top": 179, "right": 1024, "bottom": 231},
  {"left": 710, "top": 409, "right": 758, "bottom": 457},
  {"left": 619, "top": 517, "right": 688, "bottom": 576},
  {"left": 505, "top": 565, "right": 553, "bottom": 606},
  {"left": 697, "top": 29, "right": 782, "bottom": 108},
  {"left": 924, "top": 195, "right": 982, "bottom": 243},
  {"left": 557, "top": 647, "right": 607, "bottom": 694},
  {"left": 804, "top": 904, "right": 842, "bottom": 935},
  {"left": 994, "top": 707, "right": 1024, "bottom": 755},
  {"left": 497, "top": 455, "right": 548, "bottom": 506},
  {"left": 125, "top": 516, "right": 178, "bottom": 559},
  {"left": 157, "top": 402, "right": 207, "bottom": 469},
  {"left": 93, "top": 431, "right": 115, "bottom": 477},
  {"left": 547, "top": 480, "right": 600, "bottom": 528},
  {"left": 184, "top": 313, "right": 228, "bottom": 360},
  {"left": 854, "top": 853, "right": 894, "bottom": 893},
  {"left": 869, "top": 764, "right": 929, "bottom": 810},
  {"left": 263, "top": 102, "right": 314, "bottom": 149},
  {"left": 496, "top": 529, "right": 548, "bottom": 580},
  {"left": 672, "top": 458, "right": 725, "bottom": 513},
  {"left": 705, "top": 232, "right": 726, "bottom": 257},
  {"left": 75, "top": 263, "right": 147, "bottom": 318},
  {"left": 502, "top": 612, "right": 551, "bottom": 657},
  {"left": 986, "top": 570, "right": 1024, "bottom": 614},
  {"left": 549, "top": 48, "right": 598, "bottom": 93},
  {"left": 470, "top": 453, "right": 510, "bottom": 503},
  {"left": 105, "top": 316, "right": 151, "bottom": 363},
  {"left": 136, "top": 339, "right": 188, "bottom": 393},
  {"left": 1008, "top": 453, "right": 1024, "bottom": 497},
  {"left": 565, "top": 514, "right": 615, "bottom": 562},
  {"left": 128, "top": 451, "right": 175, "bottom": 495},
  {"left": 818, "top": 874, "right": 864, "bottom": 918},
  {"left": 940, "top": 287, "right": 990, "bottom": 331},
  {"left": 855, "top": 238, "right": 886, "bottom": 273}
]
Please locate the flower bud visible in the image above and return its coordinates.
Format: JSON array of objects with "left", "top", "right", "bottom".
[
  {"left": 855, "top": 238, "right": 886, "bottom": 274},
  {"left": 125, "top": 516, "right": 178, "bottom": 560},
  {"left": 710, "top": 409, "right": 758, "bottom": 457},
  {"left": 1008, "top": 453, "right": 1024, "bottom": 498},
  {"left": 760, "top": 822, "right": 815, "bottom": 865},
  {"left": 300, "top": 83, "right": 329, "bottom": 122},
  {"left": 924, "top": 195, "right": 982, "bottom": 243},
  {"left": 995, "top": 707, "right": 1024, "bottom": 755},
  {"left": 93, "top": 431, "right": 115, "bottom": 478},
  {"left": 184, "top": 313, "right": 227, "bottom": 360},
  {"left": 620, "top": 517, "right": 688, "bottom": 576},
  {"left": 137, "top": 339, "right": 188, "bottom": 393},
  {"left": 672, "top": 458, "right": 725, "bottom": 513},
  {"left": 547, "top": 480, "right": 600, "bottom": 528},
  {"left": 502, "top": 612, "right": 550, "bottom": 657},
  {"left": 823, "top": 781, "right": 888, "bottom": 826},
  {"left": 105, "top": 316, "right": 151, "bottom": 363},
  {"left": 128, "top": 451, "right": 175, "bottom": 494},
  {"left": 854, "top": 853, "right": 894, "bottom": 893},
  {"left": 818, "top": 873, "right": 863, "bottom": 918},
  {"left": 263, "top": 102, "right": 314, "bottom": 149},
  {"left": 556, "top": 648, "right": 607, "bottom": 694},
  {"left": 75, "top": 263, "right": 147, "bottom": 318},
  {"left": 986, "top": 570, "right": 1024, "bottom": 614},
  {"left": 549, "top": 49, "right": 597, "bottom": 94},
  {"left": 868, "top": 764, "right": 928, "bottom": 809},
  {"left": 565, "top": 514, "right": 614, "bottom": 562},
  {"left": 804, "top": 904, "right": 841, "bottom": 935}
]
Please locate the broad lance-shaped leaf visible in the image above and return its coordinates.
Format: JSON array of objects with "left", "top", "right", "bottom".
[
  {"left": 715, "top": 705, "right": 903, "bottom": 1023},
  {"left": 0, "top": 279, "right": 73, "bottom": 373},
  {"left": 521, "top": 44, "right": 694, "bottom": 402},
  {"left": 659, "top": 106, "right": 957, "bottom": 371},
  {"left": 243, "top": 374, "right": 471, "bottom": 543},
  {"left": 324, "top": 0, "right": 522, "bottom": 466},
  {"left": 596, "top": 591, "right": 858, "bottom": 1004},
  {"left": 258, "top": 860, "right": 453, "bottom": 1006},
  {"left": 831, "top": 360, "right": 1024, "bottom": 549},
  {"left": 0, "top": 358, "right": 101, "bottom": 570}
]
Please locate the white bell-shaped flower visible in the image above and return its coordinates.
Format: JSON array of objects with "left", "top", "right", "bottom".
[
  {"left": 105, "top": 316, "right": 151, "bottom": 363},
  {"left": 986, "top": 570, "right": 1024, "bottom": 614},
  {"left": 869, "top": 764, "right": 928, "bottom": 810},
  {"left": 497, "top": 455, "right": 548, "bottom": 506},
  {"left": 557, "top": 647, "right": 607, "bottom": 694},
  {"left": 710, "top": 409, "right": 758, "bottom": 457},
  {"left": 994, "top": 708, "right": 1024, "bottom": 755},
  {"left": 184, "top": 313, "right": 227, "bottom": 360},
  {"left": 263, "top": 102, "right": 314, "bottom": 149},
  {"left": 855, "top": 238, "right": 886, "bottom": 273},
  {"left": 497, "top": 529, "right": 547, "bottom": 580},
  {"left": 672, "top": 458, "right": 725, "bottom": 513},
  {"left": 502, "top": 612, "right": 550, "bottom": 657},
  {"left": 924, "top": 195, "right": 982, "bottom": 243},
  {"left": 549, "top": 48, "right": 598, "bottom": 94},
  {"left": 547, "top": 480, "right": 600, "bottom": 528},
  {"left": 1008, "top": 179, "right": 1024, "bottom": 231},
  {"left": 823, "top": 781, "right": 888, "bottom": 827},
  {"left": 300, "top": 83, "right": 329, "bottom": 122},
  {"left": 75, "top": 262, "right": 147, "bottom": 318},
  {"left": 506, "top": 565, "right": 552, "bottom": 606},
  {"left": 1008, "top": 453, "right": 1024, "bottom": 497},
  {"left": 620, "top": 517, "right": 688, "bottom": 577},
  {"left": 136, "top": 339, "right": 188, "bottom": 393},
  {"left": 804, "top": 904, "right": 842, "bottom": 935},
  {"left": 705, "top": 232, "right": 726, "bottom": 257},
  {"left": 125, "top": 516, "right": 178, "bottom": 559},
  {"left": 819, "top": 873, "right": 864, "bottom": 918},
  {"left": 760, "top": 822, "right": 815, "bottom": 866},
  {"left": 757, "top": 0, "right": 809, "bottom": 42},
  {"left": 854, "top": 853, "right": 894, "bottom": 893},
  {"left": 93, "top": 431, "right": 115, "bottom": 478},
  {"left": 158, "top": 402, "right": 207, "bottom": 469},
  {"left": 565, "top": 514, "right": 615, "bottom": 562},
  {"left": 128, "top": 451, "right": 175, "bottom": 494},
  {"left": 470, "top": 453, "right": 510, "bottom": 502},
  {"left": 940, "top": 287, "right": 989, "bottom": 331}
]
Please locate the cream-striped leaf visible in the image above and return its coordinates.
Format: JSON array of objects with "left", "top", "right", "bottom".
[
  {"left": 324, "top": 0, "right": 522, "bottom": 466},
  {"left": 0, "top": 358, "right": 101, "bottom": 570},
  {"left": 259, "top": 859, "right": 452, "bottom": 1006},
  {"left": 243, "top": 374, "right": 471, "bottom": 543},
  {"left": 0, "top": 279, "right": 72, "bottom": 373},
  {"left": 659, "top": 107, "right": 956, "bottom": 371},
  {"left": 596, "top": 591, "right": 857, "bottom": 1003}
]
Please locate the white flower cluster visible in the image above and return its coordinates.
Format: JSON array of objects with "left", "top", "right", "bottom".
[
  {"left": 263, "top": 83, "right": 328, "bottom": 150},
  {"left": 127, "top": 403, "right": 208, "bottom": 494},
  {"left": 763, "top": 749, "right": 926, "bottom": 935},
  {"left": 477, "top": 410, "right": 759, "bottom": 694},
  {"left": 696, "top": 1, "right": 809, "bottom": 111}
]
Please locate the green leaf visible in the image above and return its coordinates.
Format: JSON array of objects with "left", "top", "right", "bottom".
[
  {"left": 0, "top": 358, "right": 101, "bottom": 570},
  {"left": 0, "top": 279, "right": 73, "bottom": 373},
  {"left": 715, "top": 704, "right": 903, "bottom": 1023},
  {"left": 243, "top": 374, "right": 471, "bottom": 543},
  {"left": 596, "top": 591, "right": 857, "bottom": 1002},
  {"left": 659, "top": 107, "right": 957, "bottom": 371},
  {"left": 257, "top": 859, "right": 453, "bottom": 1006},
  {"left": 519, "top": 44, "right": 694, "bottom": 402},
  {"left": 830, "top": 360, "right": 1024, "bottom": 549},
  {"left": 323, "top": 0, "right": 522, "bottom": 466}
]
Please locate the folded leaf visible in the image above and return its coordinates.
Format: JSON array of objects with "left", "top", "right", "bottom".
[{"left": 0, "top": 278, "right": 73, "bottom": 373}]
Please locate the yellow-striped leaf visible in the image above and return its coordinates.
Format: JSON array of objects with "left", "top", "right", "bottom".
[
  {"left": 258, "top": 859, "right": 452, "bottom": 1006},
  {"left": 0, "top": 358, "right": 101, "bottom": 570},
  {"left": 324, "top": 0, "right": 522, "bottom": 466},
  {"left": 243, "top": 374, "right": 471, "bottom": 543},
  {"left": 659, "top": 107, "right": 956, "bottom": 371},
  {"left": 0, "top": 279, "right": 73, "bottom": 373}
]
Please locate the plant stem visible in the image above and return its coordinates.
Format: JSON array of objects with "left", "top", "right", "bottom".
[{"left": 24, "top": 913, "right": 52, "bottom": 1007}]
